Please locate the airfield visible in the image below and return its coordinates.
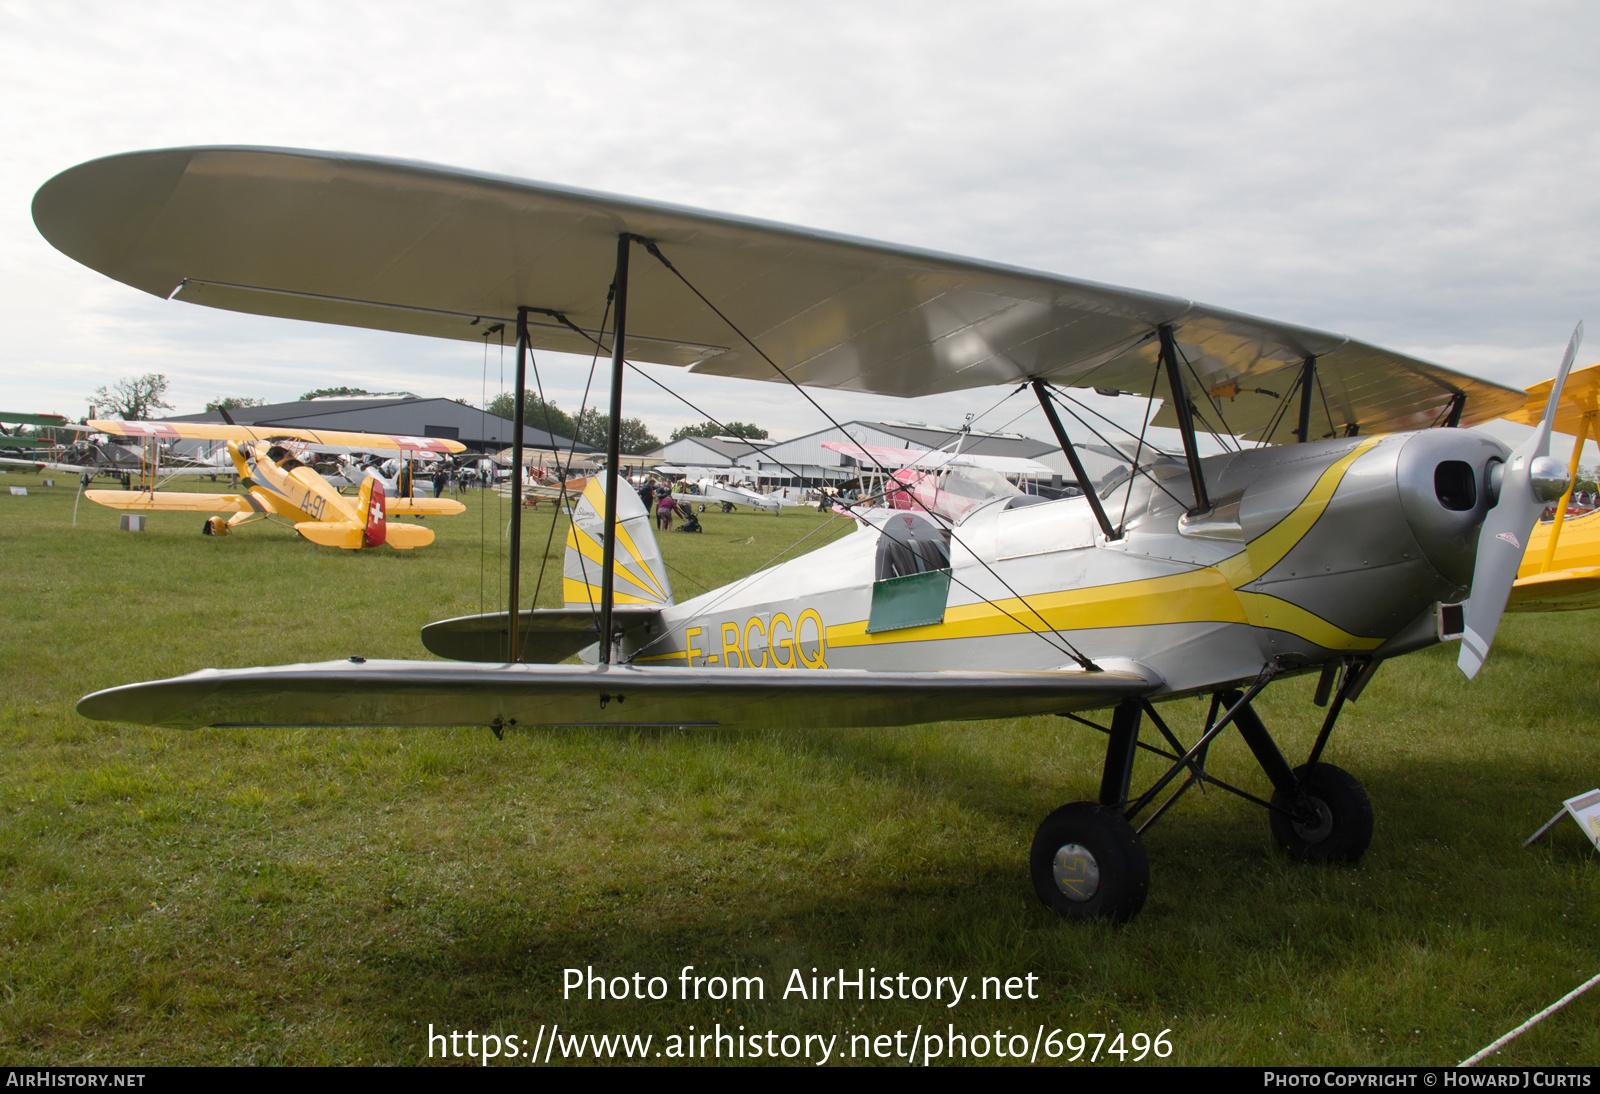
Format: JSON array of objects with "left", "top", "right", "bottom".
[{"left": 0, "top": 469, "right": 1595, "bottom": 1066}]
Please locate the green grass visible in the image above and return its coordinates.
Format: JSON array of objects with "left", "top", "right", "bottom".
[{"left": 0, "top": 469, "right": 1596, "bottom": 1065}]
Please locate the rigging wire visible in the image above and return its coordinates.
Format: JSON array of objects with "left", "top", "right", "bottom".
[
  {"left": 1118, "top": 364, "right": 1165, "bottom": 530},
  {"left": 1253, "top": 370, "right": 1302, "bottom": 449},
  {"left": 1174, "top": 340, "right": 1242, "bottom": 453},
  {"left": 553, "top": 287, "right": 616, "bottom": 638},
  {"left": 497, "top": 326, "right": 505, "bottom": 619},
  {"left": 479, "top": 328, "right": 490, "bottom": 618},
  {"left": 1314, "top": 368, "right": 1340, "bottom": 439},
  {"left": 635, "top": 238, "right": 1097, "bottom": 670},
  {"left": 1042, "top": 383, "right": 1187, "bottom": 511},
  {"left": 624, "top": 512, "right": 851, "bottom": 664},
  {"left": 617, "top": 355, "right": 1085, "bottom": 665},
  {"left": 524, "top": 342, "right": 564, "bottom": 612}
]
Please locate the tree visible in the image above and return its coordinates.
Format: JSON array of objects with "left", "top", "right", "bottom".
[
  {"left": 669, "top": 419, "right": 768, "bottom": 442},
  {"left": 92, "top": 374, "right": 174, "bottom": 420},
  {"left": 205, "top": 396, "right": 267, "bottom": 411},
  {"left": 485, "top": 393, "right": 577, "bottom": 441},
  {"left": 300, "top": 386, "right": 372, "bottom": 400},
  {"left": 575, "top": 408, "right": 661, "bottom": 454}
]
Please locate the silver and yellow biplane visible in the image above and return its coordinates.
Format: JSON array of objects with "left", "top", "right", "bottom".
[
  {"left": 83, "top": 419, "right": 468, "bottom": 549},
  {"left": 34, "top": 147, "right": 1574, "bottom": 922}
]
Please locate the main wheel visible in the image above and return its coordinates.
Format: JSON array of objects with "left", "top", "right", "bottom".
[
  {"left": 1269, "top": 762, "right": 1373, "bottom": 863},
  {"left": 1030, "top": 802, "right": 1149, "bottom": 922}
]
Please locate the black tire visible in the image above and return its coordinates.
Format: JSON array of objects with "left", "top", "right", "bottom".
[
  {"left": 1269, "top": 762, "right": 1373, "bottom": 863},
  {"left": 1030, "top": 802, "right": 1149, "bottom": 923}
]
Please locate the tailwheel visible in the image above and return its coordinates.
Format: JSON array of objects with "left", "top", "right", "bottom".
[
  {"left": 1269, "top": 762, "right": 1373, "bottom": 863},
  {"left": 1030, "top": 802, "right": 1149, "bottom": 923}
]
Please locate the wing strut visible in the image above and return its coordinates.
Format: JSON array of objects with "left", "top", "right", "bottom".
[
  {"left": 1292, "top": 357, "right": 1315, "bottom": 443},
  {"left": 1032, "top": 380, "right": 1119, "bottom": 540},
  {"left": 597, "top": 234, "right": 633, "bottom": 665},
  {"left": 1538, "top": 408, "right": 1595, "bottom": 573},
  {"left": 508, "top": 307, "right": 531, "bottom": 662},
  {"left": 1158, "top": 324, "right": 1211, "bottom": 514}
]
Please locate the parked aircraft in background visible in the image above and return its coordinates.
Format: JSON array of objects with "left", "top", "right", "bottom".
[
  {"left": 82, "top": 419, "right": 466, "bottom": 549},
  {"left": 1504, "top": 361, "right": 1600, "bottom": 612},
  {"left": 823, "top": 439, "right": 1066, "bottom": 522},
  {"left": 0, "top": 412, "right": 95, "bottom": 473}
]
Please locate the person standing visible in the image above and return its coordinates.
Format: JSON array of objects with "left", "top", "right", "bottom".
[{"left": 656, "top": 491, "right": 675, "bottom": 531}]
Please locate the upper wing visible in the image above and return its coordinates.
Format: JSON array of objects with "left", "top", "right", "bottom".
[
  {"left": 83, "top": 489, "right": 255, "bottom": 512},
  {"left": 35, "top": 146, "right": 1524, "bottom": 438},
  {"left": 1503, "top": 360, "right": 1600, "bottom": 435},
  {"left": 88, "top": 418, "right": 466, "bottom": 454},
  {"left": 75, "top": 659, "right": 1161, "bottom": 730}
]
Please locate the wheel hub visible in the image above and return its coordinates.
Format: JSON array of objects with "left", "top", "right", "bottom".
[
  {"left": 1291, "top": 796, "right": 1334, "bottom": 843},
  {"left": 1051, "top": 843, "right": 1100, "bottom": 901}
]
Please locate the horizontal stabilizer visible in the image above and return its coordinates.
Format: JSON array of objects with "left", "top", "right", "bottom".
[
  {"left": 381, "top": 522, "right": 433, "bottom": 550},
  {"left": 75, "top": 660, "right": 1162, "bottom": 731},
  {"left": 85, "top": 490, "right": 255, "bottom": 513},
  {"left": 294, "top": 521, "right": 363, "bottom": 549},
  {"left": 390, "top": 497, "right": 466, "bottom": 516},
  {"left": 422, "top": 607, "right": 664, "bottom": 663}
]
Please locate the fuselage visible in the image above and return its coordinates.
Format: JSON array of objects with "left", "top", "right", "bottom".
[
  {"left": 233, "top": 441, "right": 357, "bottom": 524},
  {"left": 620, "top": 429, "right": 1510, "bottom": 698}
]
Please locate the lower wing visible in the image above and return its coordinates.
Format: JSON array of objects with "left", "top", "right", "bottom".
[
  {"left": 76, "top": 660, "right": 1161, "bottom": 730},
  {"left": 84, "top": 490, "right": 256, "bottom": 512}
]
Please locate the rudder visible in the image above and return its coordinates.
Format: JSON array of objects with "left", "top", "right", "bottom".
[{"left": 564, "top": 478, "right": 673, "bottom": 609}]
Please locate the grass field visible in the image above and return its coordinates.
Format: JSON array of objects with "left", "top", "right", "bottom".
[{"left": 1, "top": 468, "right": 1596, "bottom": 1066}]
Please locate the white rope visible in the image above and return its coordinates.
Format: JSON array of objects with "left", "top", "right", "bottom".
[{"left": 1459, "top": 971, "right": 1600, "bottom": 1066}]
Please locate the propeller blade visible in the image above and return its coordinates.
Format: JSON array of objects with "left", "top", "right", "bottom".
[{"left": 1459, "top": 323, "right": 1583, "bottom": 678}]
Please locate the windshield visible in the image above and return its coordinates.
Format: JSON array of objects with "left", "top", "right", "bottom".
[
  {"left": 940, "top": 465, "right": 1022, "bottom": 501},
  {"left": 1076, "top": 441, "right": 1183, "bottom": 498}
]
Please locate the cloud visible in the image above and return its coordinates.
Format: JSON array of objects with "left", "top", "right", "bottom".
[{"left": 3, "top": 0, "right": 1598, "bottom": 442}]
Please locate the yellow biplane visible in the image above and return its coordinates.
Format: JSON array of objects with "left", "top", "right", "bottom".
[
  {"left": 84, "top": 420, "right": 467, "bottom": 549},
  {"left": 1505, "top": 363, "right": 1600, "bottom": 611}
]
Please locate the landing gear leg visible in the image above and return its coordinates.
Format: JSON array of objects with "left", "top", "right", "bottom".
[
  {"left": 1269, "top": 764, "right": 1373, "bottom": 862},
  {"left": 1227, "top": 688, "right": 1373, "bottom": 863},
  {"left": 1033, "top": 699, "right": 1150, "bottom": 922}
]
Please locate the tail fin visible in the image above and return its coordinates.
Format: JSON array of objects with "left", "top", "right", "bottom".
[
  {"left": 564, "top": 478, "right": 673, "bottom": 608},
  {"left": 357, "top": 476, "right": 388, "bottom": 547}
]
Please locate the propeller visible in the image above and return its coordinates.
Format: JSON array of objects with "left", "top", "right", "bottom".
[{"left": 1458, "top": 322, "right": 1584, "bottom": 679}]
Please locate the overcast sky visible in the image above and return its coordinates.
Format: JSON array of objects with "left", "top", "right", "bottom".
[{"left": 4, "top": 1, "right": 1599, "bottom": 459}]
